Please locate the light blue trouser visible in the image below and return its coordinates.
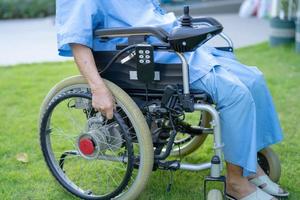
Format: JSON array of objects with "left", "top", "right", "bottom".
[{"left": 190, "top": 60, "right": 283, "bottom": 176}]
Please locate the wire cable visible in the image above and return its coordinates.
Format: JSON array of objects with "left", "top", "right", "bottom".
[{"left": 99, "top": 45, "right": 137, "bottom": 74}]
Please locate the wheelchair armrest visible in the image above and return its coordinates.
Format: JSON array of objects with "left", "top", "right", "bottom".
[
  {"left": 192, "top": 17, "right": 234, "bottom": 49},
  {"left": 192, "top": 17, "right": 223, "bottom": 28},
  {"left": 94, "top": 26, "right": 169, "bottom": 43}
]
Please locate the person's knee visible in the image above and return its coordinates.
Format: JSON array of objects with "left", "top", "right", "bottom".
[
  {"left": 218, "top": 83, "right": 254, "bottom": 110},
  {"left": 233, "top": 86, "right": 254, "bottom": 106}
]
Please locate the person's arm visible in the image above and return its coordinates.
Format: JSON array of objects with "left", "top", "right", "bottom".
[{"left": 71, "top": 43, "right": 114, "bottom": 119}]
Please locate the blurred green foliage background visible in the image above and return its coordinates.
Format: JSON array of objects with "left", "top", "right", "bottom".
[{"left": 0, "top": 0, "right": 55, "bottom": 19}]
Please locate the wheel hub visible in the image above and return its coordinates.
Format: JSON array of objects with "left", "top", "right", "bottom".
[
  {"left": 77, "top": 130, "right": 108, "bottom": 159},
  {"left": 78, "top": 138, "right": 95, "bottom": 156},
  {"left": 77, "top": 116, "right": 123, "bottom": 159}
]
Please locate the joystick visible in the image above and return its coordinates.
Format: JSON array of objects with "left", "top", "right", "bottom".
[
  {"left": 181, "top": 6, "right": 192, "bottom": 27},
  {"left": 168, "top": 6, "right": 223, "bottom": 52}
]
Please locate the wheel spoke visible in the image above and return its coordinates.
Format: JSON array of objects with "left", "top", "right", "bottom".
[{"left": 64, "top": 100, "right": 85, "bottom": 133}]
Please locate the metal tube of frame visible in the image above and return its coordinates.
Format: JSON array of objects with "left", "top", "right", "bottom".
[
  {"left": 97, "top": 155, "right": 128, "bottom": 163},
  {"left": 219, "top": 32, "right": 234, "bottom": 49},
  {"left": 194, "top": 103, "right": 223, "bottom": 171},
  {"left": 175, "top": 52, "right": 190, "bottom": 95},
  {"left": 171, "top": 162, "right": 211, "bottom": 171}
]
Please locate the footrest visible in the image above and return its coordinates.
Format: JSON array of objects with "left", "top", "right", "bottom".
[{"left": 204, "top": 175, "right": 226, "bottom": 200}]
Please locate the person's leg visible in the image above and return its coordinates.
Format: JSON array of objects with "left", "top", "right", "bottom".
[
  {"left": 248, "top": 164, "right": 266, "bottom": 179},
  {"left": 212, "top": 57, "right": 287, "bottom": 195},
  {"left": 191, "top": 66, "right": 258, "bottom": 176},
  {"left": 191, "top": 66, "right": 279, "bottom": 199},
  {"left": 218, "top": 59, "right": 283, "bottom": 164},
  {"left": 216, "top": 57, "right": 283, "bottom": 152},
  {"left": 191, "top": 66, "right": 265, "bottom": 198}
]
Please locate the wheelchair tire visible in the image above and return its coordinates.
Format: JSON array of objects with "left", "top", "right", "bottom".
[
  {"left": 170, "top": 111, "right": 210, "bottom": 157},
  {"left": 39, "top": 75, "right": 154, "bottom": 200},
  {"left": 207, "top": 189, "right": 223, "bottom": 200},
  {"left": 258, "top": 147, "right": 281, "bottom": 183}
]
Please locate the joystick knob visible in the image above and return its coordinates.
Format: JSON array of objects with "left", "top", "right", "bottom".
[{"left": 181, "top": 6, "right": 192, "bottom": 27}]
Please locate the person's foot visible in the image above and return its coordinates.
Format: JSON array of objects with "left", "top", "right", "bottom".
[
  {"left": 248, "top": 165, "right": 265, "bottom": 179},
  {"left": 225, "top": 162, "right": 278, "bottom": 199},
  {"left": 248, "top": 165, "right": 288, "bottom": 196},
  {"left": 226, "top": 176, "right": 256, "bottom": 199},
  {"left": 226, "top": 177, "right": 278, "bottom": 200}
]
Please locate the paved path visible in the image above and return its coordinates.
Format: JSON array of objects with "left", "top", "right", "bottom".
[
  {"left": 208, "top": 14, "right": 269, "bottom": 48},
  {"left": 0, "top": 14, "right": 269, "bottom": 66},
  {"left": 0, "top": 17, "right": 71, "bottom": 66}
]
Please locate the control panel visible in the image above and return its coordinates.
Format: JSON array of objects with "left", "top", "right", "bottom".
[{"left": 136, "top": 44, "right": 155, "bottom": 83}]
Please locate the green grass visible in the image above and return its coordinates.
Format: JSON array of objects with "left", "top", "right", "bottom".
[{"left": 0, "top": 43, "right": 299, "bottom": 199}]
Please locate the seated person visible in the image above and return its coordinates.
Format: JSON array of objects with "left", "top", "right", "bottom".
[{"left": 56, "top": 0, "right": 288, "bottom": 199}]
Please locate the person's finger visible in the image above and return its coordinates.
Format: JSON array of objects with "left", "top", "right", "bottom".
[
  {"left": 111, "top": 96, "right": 116, "bottom": 110},
  {"left": 96, "top": 105, "right": 103, "bottom": 112},
  {"left": 95, "top": 106, "right": 104, "bottom": 116},
  {"left": 106, "top": 108, "right": 114, "bottom": 120},
  {"left": 113, "top": 101, "right": 117, "bottom": 110}
]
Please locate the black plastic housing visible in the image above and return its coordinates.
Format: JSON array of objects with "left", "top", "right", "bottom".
[
  {"left": 168, "top": 26, "right": 223, "bottom": 52},
  {"left": 93, "top": 51, "right": 184, "bottom": 93},
  {"left": 135, "top": 45, "right": 155, "bottom": 83},
  {"left": 168, "top": 5, "right": 223, "bottom": 52}
]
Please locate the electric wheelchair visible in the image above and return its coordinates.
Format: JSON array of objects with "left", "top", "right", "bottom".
[{"left": 39, "top": 6, "right": 282, "bottom": 200}]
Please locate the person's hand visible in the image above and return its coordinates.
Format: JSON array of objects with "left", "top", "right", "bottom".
[
  {"left": 91, "top": 84, "right": 115, "bottom": 120},
  {"left": 70, "top": 44, "right": 115, "bottom": 119}
]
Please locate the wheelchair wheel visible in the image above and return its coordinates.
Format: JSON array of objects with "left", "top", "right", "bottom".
[
  {"left": 170, "top": 111, "right": 210, "bottom": 157},
  {"left": 39, "top": 76, "right": 154, "bottom": 200},
  {"left": 207, "top": 189, "right": 223, "bottom": 200},
  {"left": 257, "top": 147, "right": 281, "bottom": 183}
]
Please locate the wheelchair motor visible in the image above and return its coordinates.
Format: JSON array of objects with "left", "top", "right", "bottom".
[{"left": 77, "top": 114, "right": 123, "bottom": 159}]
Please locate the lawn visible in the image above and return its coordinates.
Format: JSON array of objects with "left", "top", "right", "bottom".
[{"left": 0, "top": 43, "right": 299, "bottom": 200}]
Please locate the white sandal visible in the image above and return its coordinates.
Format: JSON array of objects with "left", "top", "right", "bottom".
[
  {"left": 249, "top": 175, "right": 289, "bottom": 197},
  {"left": 226, "top": 187, "right": 275, "bottom": 200}
]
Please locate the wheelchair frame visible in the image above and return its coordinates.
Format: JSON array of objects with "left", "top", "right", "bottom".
[
  {"left": 43, "top": 6, "right": 284, "bottom": 199},
  {"left": 39, "top": 6, "right": 282, "bottom": 199},
  {"left": 164, "top": 51, "right": 224, "bottom": 172},
  {"left": 93, "top": 18, "right": 235, "bottom": 199},
  {"left": 170, "top": 30, "right": 233, "bottom": 173},
  {"left": 95, "top": 20, "right": 234, "bottom": 173}
]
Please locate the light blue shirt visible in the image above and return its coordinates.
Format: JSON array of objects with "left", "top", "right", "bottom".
[{"left": 56, "top": 0, "right": 236, "bottom": 83}]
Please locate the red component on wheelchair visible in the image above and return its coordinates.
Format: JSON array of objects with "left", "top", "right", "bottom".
[{"left": 79, "top": 138, "right": 95, "bottom": 155}]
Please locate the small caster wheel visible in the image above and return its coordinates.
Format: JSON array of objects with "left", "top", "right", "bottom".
[
  {"left": 207, "top": 189, "right": 223, "bottom": 200},
  {"left": 258, "top": 147, "right": 281, "bottom": 183}
]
